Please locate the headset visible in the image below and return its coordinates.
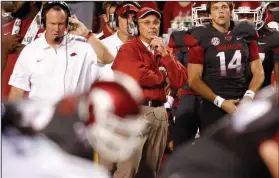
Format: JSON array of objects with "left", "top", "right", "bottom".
[
  {"left": 109, "top": 1, "right": 141, "bottom": 36},
  {"left": 41, "top": 1, "right": 72, "bottom": 29},
  {"left": 41, "top": 1, "right": 72, "bottom": 96}
]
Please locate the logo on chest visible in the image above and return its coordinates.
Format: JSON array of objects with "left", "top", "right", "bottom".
[
  {"left": 70, "top": 52, "right": 77, "bottom": 57},
  {"left": 211, "top": 37, "right": 220, "bottom": 46}
]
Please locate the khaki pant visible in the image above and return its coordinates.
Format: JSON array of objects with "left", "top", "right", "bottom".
[{"left": 98, "top": 105, "right": 168, "bottom": 178}]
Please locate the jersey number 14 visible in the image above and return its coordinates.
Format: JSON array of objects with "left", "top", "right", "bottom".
[{"left": 217, "top": 50, "right": 242, "bottom": 76}]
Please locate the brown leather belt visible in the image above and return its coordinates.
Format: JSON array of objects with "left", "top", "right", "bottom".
[{"left": 143, "top": 100, "right": 164, "bottom": 107}]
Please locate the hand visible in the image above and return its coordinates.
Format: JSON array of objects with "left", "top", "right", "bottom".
[
  {"left": 259, "top": 140, "right": 279, "bottom": 178},
  {"left": 14, "top": 43, "right": 25, "bottom": 54},
  {"left": 2, "top": 34, "right": 22, "bottom": 53},
  {"left": 221, "top": 99, "right": 240, "bottom": 113},
  {"left": 68, "top": 15, "right": 90, "bottom": 38},
  {"left": 149, "top": 35, "right": 168, "bottom": 57}
]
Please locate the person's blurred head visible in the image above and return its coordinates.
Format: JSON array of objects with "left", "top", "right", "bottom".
[
  {"left": 11, "top": 2, "right": 42, "bottom": 19},
  {"left": 117, "top": 2, "right": 140, "bottom": 37},
  {"left": 102, "top": 2, "right": 118, "bottom": 24},
  {"left": 43, "top": 2, "right": 70, "bottom": 44},
  {"left": 137, "top": 7, "right": 161, "bottom": 43},
  {"left": 207, "top": 2, "right": 234, "bottom": 27}
]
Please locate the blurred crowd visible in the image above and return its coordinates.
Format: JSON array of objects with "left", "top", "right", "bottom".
[{"left": 1, "top": 1, "right": 279, "bottom": 178}]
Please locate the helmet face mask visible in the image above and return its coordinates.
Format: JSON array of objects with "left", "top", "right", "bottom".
[
  {"left": 77, "top": 71, "right": 149, "bottom": 162},
  {"left": 87, "top": 114, "right": 149, "bottom": 162},
  {"left": 233, "top": 2, "right": 269, "bottom": 30},
  {"left": 192, "top": 3, "right": 211, "bottom": 26}
]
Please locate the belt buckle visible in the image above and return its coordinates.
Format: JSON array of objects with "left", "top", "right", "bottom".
[{"left": 148, "top": 101, "right": 152, "bottom": 107}]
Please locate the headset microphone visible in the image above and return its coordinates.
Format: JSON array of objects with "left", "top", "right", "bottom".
[{"left": 54, "top": 32, "right": 70, "bottom": 42}]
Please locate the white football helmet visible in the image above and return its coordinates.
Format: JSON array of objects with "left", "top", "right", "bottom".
[
  {"left": 3, "top": 71, "right": 148, "bottom": 163},
  {"left": 192, "top": 2, "right": 211, "bottom": 26},
  {"left": 78, "top": 71, "right": 148, "bottom": 162},
  {"left": 233, "top": 2, "right": 270, "bottom": 30}
]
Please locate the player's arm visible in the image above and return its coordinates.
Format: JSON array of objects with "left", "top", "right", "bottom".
[
  {"left": 188, "top": 45, "right": 238, "bottom": 113},
  {"left": 246, "top": 40, "right": 264, "bottom": 98}
]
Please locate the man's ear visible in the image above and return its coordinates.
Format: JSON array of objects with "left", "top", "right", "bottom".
[{"left": 103, "top": 14, "right": 108, "bottom": 23}]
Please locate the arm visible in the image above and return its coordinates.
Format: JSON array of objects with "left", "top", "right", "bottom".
[
  {"left": 188, "top": 63, "right": 217, "bottom": 103},
  {"left": 187, "top": 45, "right": 217, "bottom": 102},
  {"left": 87, "top": 34, "right": 114, "bottom": 64},
  {"left": 112, "top": 46, "right": 166, "bottom": 87},
  {"left": 247, "top": 40, "right": 264, "bottom": 92},
  {"left": 8, "top": 47, "right": 31, "bottom": 101},
  {"left": 68, "top": 16, "right": 114, "bottom": 65},
  {"left": 247, "top": 59, "right": 264, "bottom": 92},
  {"left": 8, "top": 87, "right": 25, "bottom": 101},
  {"left": 188, "top": 46, "right": 239, "bottom": 113}
]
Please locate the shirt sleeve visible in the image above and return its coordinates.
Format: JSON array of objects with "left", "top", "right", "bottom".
[
  {"left": 188, "top": 45, "right": 204, "bottom": 64},
  {"left": 249, "top": 40, "right": 260, "bottom": 62},
  {"left": 8, "top": 47, "right": 32, "bottom": 91},
  {"left": 112, "top": 45, "right": 166, "bottom": 87}
]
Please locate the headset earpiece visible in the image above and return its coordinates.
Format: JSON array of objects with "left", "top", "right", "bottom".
[
  {"left": 129, "top": 18, "right": 139, "bottom": 36},
  {"left": 109, "top": 1, "right": 141, "bottom": 30}
]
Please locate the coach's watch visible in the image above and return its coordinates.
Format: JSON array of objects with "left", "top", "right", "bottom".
[{"left": 84, "top": 30, "right": 93, "bottom": 40}]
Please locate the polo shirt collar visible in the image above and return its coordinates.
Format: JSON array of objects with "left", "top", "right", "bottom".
[{"left": 140, "top": 39, "right": 154, "bottom": 54}]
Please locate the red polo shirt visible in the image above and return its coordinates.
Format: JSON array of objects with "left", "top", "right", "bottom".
[{"left": 2, "top": 19, "right": 44, "bottom": 100}]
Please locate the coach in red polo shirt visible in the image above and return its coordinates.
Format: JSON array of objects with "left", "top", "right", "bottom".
[
  {"left": 2, "top": 2, "right": 44, "bottom": 100},
  {"left": 112, "top": 7, "right": 187, "bottom": 178}
]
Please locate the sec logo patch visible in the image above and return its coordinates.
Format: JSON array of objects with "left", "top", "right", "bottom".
[{"left": 211, "top": 37, "right": 220, "bottom": 46}]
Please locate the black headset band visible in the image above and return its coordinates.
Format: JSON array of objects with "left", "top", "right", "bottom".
[{"left": 41, "top": 1, "right": 71, "bottom": 27}]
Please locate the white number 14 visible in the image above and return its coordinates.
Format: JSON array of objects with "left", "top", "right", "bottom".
[{"left": 216, "top": 50, "right": 242, "bottom": 76}]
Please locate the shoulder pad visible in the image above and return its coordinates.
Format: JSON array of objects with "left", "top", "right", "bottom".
[
  {"left": 185, "top": 25, "right": 208, "bottom": 47},
  {"left": 266, "top": 30, "right": 279, "bottom": 48},
  {"left": 169, "top": 30, "right": 188, "bottom": 48},
  {"left": 231, "top": 20, "right": 258, "bottom": 41}
]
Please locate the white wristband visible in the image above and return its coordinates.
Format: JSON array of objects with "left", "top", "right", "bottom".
[
  {"left": 214, "top": 96, "right": 225, "bottom": 108},
  {"left": 244, "top": 90, "right": 255, "bottom": 99},
  {"left": 164, "top": 96, "right": 175, "bottom": 109}
]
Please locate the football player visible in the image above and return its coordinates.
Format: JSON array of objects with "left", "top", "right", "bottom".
[
  {"left": 2, "top": 72, "right": 149, "bottom": 177},
  {"left": 186, "top": 2, "right": 265, "bottom": 131},
  {"left": 163, "top": 86, "right": 279, "bottom": 178},
  {"left": 233, "top": 2, "right": 279, "bottom": 88},
  {"left": 168, "top": 1, "right": 211, "bottom": 149}
]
